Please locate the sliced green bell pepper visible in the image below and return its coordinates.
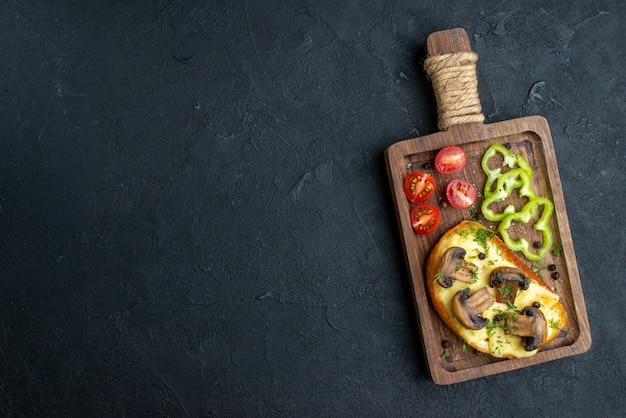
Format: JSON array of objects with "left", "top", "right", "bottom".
[
  {"left": 481, "top": 144, "right": 533, "bottom": 195},
  {"left": 481, "top": 168, "right": 537, "bottom": 222},
  {"left": 480, "top": 144, "right": 555, "bottom": 262},
  {"left": 497, "top": 197, "right": 554, "bottom": 262}
]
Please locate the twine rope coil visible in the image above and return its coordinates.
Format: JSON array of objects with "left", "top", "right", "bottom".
[{"left": 424, "top": 52, "right": 484, "bottom": 130}]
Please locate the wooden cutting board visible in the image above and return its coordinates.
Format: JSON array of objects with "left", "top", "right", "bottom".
[{"left": 385, "top": 28, "right": 591, "bottom": 385}]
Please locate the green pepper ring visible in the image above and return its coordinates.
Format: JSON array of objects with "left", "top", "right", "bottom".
[
  {"left": 481, "top": 168, "right": 537, "bottom": 222},
  {"left": 498, "top": 197, "right": 554, "bottom": 262},
  {"left": 482, "top": 144, "right": 533, "bottom": 194}
]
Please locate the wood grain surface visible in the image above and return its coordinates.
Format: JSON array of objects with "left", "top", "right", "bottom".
[{"left": 385, "top": 29, "right": 591, "bottom": 385}]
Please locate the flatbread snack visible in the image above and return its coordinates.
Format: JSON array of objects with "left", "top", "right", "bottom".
[{"left": 425, "top": 220, "right": 568, "bottom": 359}]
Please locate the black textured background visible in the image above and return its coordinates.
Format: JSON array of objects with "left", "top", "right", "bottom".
[{"left": 1, "top": 0, "right": 625, "bottom": 416}]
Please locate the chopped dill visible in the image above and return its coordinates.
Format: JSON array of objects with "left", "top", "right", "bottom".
[
  {"left": 498, "top": 283, "right": 513, "bottom": 298},
  {"left": 460, "top": 337, "right": 468, "bottom": 352},
  {"left": 433, "top": 270, "right": 446, "bottom": 284},
  {"left": 457, "top": 228, "right": 472, "bottom": 239},
  {"left": 532, "top": 261, "right": 547, "bottom": 279},
  {"left": 505, "top": 301, "right": 521, "bottom": 314},
  {"left": 468, "top": 207, "right": 480, "bottom": 221},
  {"left": 470, "top": 269, "right": 479, "bottom": 284},
  {"left": 473, "top": 228, "right": 495, "bottom": 253}
]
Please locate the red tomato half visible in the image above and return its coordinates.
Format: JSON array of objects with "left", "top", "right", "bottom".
[
  {"left": 410, "top": 203, "right": 441, "bottom": 235},
  {"left": 446, "top": 179, "right": 477, "bottom": 209},
  {"left": 435, "top": 145, "right": 466, "bottom": 174},
  {"left": 403, "top": 171, "right": 436, "bottom": 203}
]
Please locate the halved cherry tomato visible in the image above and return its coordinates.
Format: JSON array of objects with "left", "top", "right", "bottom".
[
  {"left": 403, "top": 171, "right": 436, "bottom": 203},
  {"left": 435, "top": 145, "right": 466, "bottom": 174},
  {"left": 446, "top": 179, "right": 477, "bottom": 209},
  {"left": 410, "top": 203, "right": 441, "bottom": 235}
]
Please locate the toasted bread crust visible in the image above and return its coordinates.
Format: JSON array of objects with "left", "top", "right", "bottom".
[{"left": 425, "top": 221, "right": 568, "bottom": 358}]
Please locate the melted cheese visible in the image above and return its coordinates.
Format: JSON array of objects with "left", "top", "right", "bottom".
[{"left": 426, "top": 221, "right": 568, "bottom": 359}]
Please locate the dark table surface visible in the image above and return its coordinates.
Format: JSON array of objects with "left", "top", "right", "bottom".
[{"left": 1, "top": 0, "right": 625, "bottom": 416}]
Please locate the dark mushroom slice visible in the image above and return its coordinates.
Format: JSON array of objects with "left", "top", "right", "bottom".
[
  {"left": 505, "top": 306, "right": 548, "bottom": 351},
  {"left": 435, "top": 247, "right": 479, "bottom": 288},
  {"left": 452, "top": 287, "right": 496, "bottom": 330},
  {"left": 488, "top": 266, "right": 530, "bottom": 304}
]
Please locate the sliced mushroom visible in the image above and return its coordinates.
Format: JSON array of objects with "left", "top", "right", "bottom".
[
  {"left": 505, "top": 306, "right": 548, "bottom": 351},
  {"left": 435, "top": 247, "right": 479, "bottom": 288},
  {"left": 452, "top": 287, "right": 495, "bottom": 330},
  {"left": 488, "top": 267, "right": 530, "bottom": 304}
]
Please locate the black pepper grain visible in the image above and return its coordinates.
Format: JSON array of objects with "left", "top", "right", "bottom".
[
  {"left": 548, "top": 264, "right": 557, "bottom": 271},
  {"left": 551, "top": 272, "right": 560, "bottom": 280}
]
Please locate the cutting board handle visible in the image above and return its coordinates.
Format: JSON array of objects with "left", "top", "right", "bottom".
[{"left": 425, "top": 28, "right": 484, "bottom": 130}]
